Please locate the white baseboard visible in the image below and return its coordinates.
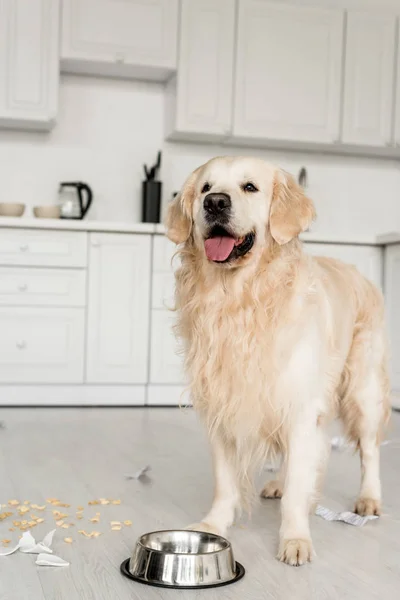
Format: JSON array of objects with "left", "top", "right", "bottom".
[
  {"left": 0, "top": 385, "right": 146, "bottom": 406},
  {"left": 147, "top": 385, "right": 191, "bottom": 406}
]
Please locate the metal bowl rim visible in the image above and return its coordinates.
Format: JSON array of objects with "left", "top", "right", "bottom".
[{"left": 136, "top": 529, "right": 232, "bottom": 556}]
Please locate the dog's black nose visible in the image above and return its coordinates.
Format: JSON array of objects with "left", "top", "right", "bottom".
[{"left": 203, "top": 193, "right": 231, "bottom": 216}]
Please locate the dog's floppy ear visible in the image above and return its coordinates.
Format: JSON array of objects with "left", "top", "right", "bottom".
[
  {"left": 165, "top": 171, "right": 198, "bottom": 244},
  {"left": 269, "top": 169, "right": 316, "bottom": 245}
]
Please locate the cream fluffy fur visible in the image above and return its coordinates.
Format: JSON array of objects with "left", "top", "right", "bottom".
[{"left": 166, "top": 156, "right": 390, "bottom": 566}]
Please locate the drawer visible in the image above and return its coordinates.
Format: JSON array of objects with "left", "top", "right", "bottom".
[
  {"left": 0, "top": 268, "right": 86, "bottom": 307},
  {"left": 150, "top": 310, "right": 184, "bottom": 384},
  {"left": 152, "top": 272, "right": 175, "bottom": 309},
  {"left": 153, "top": 235, "right": 180, "bottom": 272},
  {"left": 0, "top": 229, "right": 87, "bottom": 267},
  {"left": 0, "top": 307, "right": 85, "bottom": 383}
]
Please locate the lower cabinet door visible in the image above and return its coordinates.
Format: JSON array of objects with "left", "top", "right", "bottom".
[
  {"left": 0, "top": 307, "right": 84, "bottom": 383},
  {"left": 86, "top": 233, "right": 151, "bottom": 384},
  {"left": 150, "top": 310, "right": 184, "bottom": 384}
]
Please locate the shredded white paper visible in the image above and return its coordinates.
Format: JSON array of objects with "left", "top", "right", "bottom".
[
  {"left": 125, "top": 465, "right": 151, "bottom": 480},
  {"left": 331, "top": 436, "right": 392, "bottom": 451},
  {"left": 316, "top": 505, "right": 379, "bottom": 526},
  {"left": 36, "top": 553, "right": 69, "bottom": 567},
  {"left": 0, "top": 528, "right": 69, "bottom": 567},
  {"left": 19, "top": 530, "right": 55, "bottom": 554}
]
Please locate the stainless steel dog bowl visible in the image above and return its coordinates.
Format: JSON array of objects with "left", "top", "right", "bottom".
[{"left": 120, "top": 530, "right": 245, "bottom": 589}]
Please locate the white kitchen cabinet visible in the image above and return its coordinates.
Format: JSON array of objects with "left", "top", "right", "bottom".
[
  {"left": 342, "top": 11, "right": 396, "bottom": 147},
  {"left": 165, "top": 0, "right": 235, "bottom": 141},
  {"left": 0, "top": 307, "right": 84, "bottom": 383},
  {"left": 384, "top": 245, "right": 400, "bottom": 392},
  {"left": 304, "top": 243, "right": 383, "bottom": 289},
  {"left": 86, "top": 233, "right": 151, "bottom": 385},
  {"left": 233, "top": 1, "right": 343, "bottom": 144},
  {"left": 394, "top": 27, "right": 400, "bottom": 147},
  {"left": 150, "top": 310, "right": 183, "bottom": 384},
  {"left": 61, "top": 0, "right": 178, "bottom": 81},
  {"left": 0, "top": 0, "right": 59, "bottom": 130}
]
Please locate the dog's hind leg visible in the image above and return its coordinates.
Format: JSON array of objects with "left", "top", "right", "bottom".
[
  {"left": 339, "top": 328, "right": 390, "bottom": 516},
  {"left": 260, "top": 455, "right": 286, "bottom": 499}
]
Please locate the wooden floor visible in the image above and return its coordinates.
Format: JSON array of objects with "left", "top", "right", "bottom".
[{"left": 0, "top": 407, "right": 399, "bottom": 600}]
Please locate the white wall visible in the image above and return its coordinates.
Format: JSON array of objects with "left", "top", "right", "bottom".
[
  {"left": 0, "top": 75, "right": 164, "bottom": 222},
  {"left": 0, "top": 74, "right": 399, "bottom": 237}
]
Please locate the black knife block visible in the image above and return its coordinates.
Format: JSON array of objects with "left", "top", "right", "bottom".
[{"left": 142, "top": 180, "right": 162, "bottom": 223}]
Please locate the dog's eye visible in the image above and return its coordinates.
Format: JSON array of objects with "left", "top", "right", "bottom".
[
  {"left": 243, "top": 182, "right": 258, "bottom": 192},
  {"left": 201, "top": 182, "right": 211, "bottom": 194}
]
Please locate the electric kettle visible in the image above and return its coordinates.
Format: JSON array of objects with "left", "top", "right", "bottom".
[{"left": 59, "top": 182, "right": 93, "bottom": 220}]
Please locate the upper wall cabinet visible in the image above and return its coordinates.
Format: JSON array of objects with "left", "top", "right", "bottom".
[
  {"left": 341, "top": 11, "right": 396, "bottom": 147},
  {"left": 61, "top": 0, "right": 178, "bottom": 81},
  {"left": 232, "top": 1, "right": 344, "bottom": 144},
  {"left": 165, "top": 0, "right": 236, "bottom": 142},
  {"left": 0, "top": 0, "right": 59, "bottom": 131}
]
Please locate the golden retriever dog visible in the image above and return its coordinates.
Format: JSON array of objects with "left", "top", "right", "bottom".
[{"left": 165, "top": 156, "right": 390, "bottom": 566}]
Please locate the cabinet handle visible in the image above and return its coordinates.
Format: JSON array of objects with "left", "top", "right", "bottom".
[
  {"left": 19, "top": 244, "right": 29, "bottom": 252},
  {"left": 115, "top": 52, "right": 126, "bottom": 63},
  {"left": 16, "top": 340, "right": 26, "bottom": 349},
  {"left": 18, "top": 283, "right": 28, "bottom": 292}
]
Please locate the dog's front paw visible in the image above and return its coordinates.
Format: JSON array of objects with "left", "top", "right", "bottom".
[
  {"left": 260, "top": 480, "right": 283, "bottom": 499},
  {"left": 278, "top": 538, "right": 313, "bottom": 566},
  {"left": 185, "top": 522, "right": 224, "bottom": 536},
  {"left": 354, "top": 497, "right": 381, "bottom": 516}
]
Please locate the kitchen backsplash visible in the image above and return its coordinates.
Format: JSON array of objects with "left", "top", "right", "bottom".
[{"left": 0, "top": 74, "right": 399, "bottom": 237}]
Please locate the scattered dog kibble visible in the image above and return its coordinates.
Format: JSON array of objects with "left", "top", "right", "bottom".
[
  {"left": 77, "top": 506, "right": 84, "bottom": 511},
  {"left": 124, "top": 520, "right": 132, "bottom": 526},
  {"left": 64, "top": 538, "right": 73, "bottom": 544},
  {"left": 8, "top": 500, "right": 20, "bottom": 506},
  {"left": 0, "top": 512, "right": 13, "bottom": 522},
  {"left": 111, "top": 500, "right": 121, "bottom": 505},
  {"left": 111, "top": 526, "right": 122, "bottom": 531},
  {"left": 90, "top": 517, "right": 99, "bottom": 523},
  {"left": 61, "top": 524, "right": 69, "bottom": 530}
]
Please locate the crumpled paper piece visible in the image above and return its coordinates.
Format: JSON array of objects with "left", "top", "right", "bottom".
[
  {"left": 0, "top": 529, "right": 55, "bottom": 557},
  {"left": 331, "top": 436, "right": 392, "bottom": 451},
  {"left": 125, "top": 465, "right": 151, "bottom": 480},
  {"left": 36, "top": 553, "right": 69, "bottom": 567},
  {"left": 20, "top": 529, "right": 55, "bottom": 554},
  {"left": 316, "top": 505, "right": 379, "bottom": 527}
]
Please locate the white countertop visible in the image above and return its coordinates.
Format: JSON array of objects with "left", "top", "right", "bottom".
[
  {"left": 0, "top": 217, "right": 156, "bottom": 234},
  {"left": 0, "top": 217, "right": 391, "bottom": 245},
  {"left": 376, "top": 232, "right": 400, "bottom": 245}
]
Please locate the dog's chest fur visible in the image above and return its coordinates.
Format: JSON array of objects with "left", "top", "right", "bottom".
[{"left": 176, "top": 268, "right": 300, "bottom": 443}]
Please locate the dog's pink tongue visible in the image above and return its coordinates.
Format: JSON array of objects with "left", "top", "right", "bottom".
[{"left": 204, "top": 236, "right": 235, "bottom": 262}]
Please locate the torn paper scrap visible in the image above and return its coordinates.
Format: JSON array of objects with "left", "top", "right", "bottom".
[
  {"left": 331, "top": 436, "right": 392, "bottom": 451},
  {"left": 125, "top": 465, "right": 151, "bottom": 480},
  {"left": 263, "top": 463, "right": 279, "bottom": 473},
  {"left": 19, "top": 529, "right": 55, "bottom": 554},
  {"left": 0, "top": 543, "right": 21, "bottom": 556},
  {"left": 36, "top": 553, "right": 69, "bottom": 567},
  {"left": 316, "top": 505, "right": 378, "bottom": 526}
]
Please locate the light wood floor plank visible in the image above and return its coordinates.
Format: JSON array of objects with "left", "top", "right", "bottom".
[{"left": 0, "top": 407, "right": 399, "bottom": 600}]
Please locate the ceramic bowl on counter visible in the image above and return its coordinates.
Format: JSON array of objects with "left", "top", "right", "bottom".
[
  {"left": 33, "top": 205, "right": 61, "bottom": 219},
  {"left": 0, "top": 203, "right": 26, "bottom": 217}
]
